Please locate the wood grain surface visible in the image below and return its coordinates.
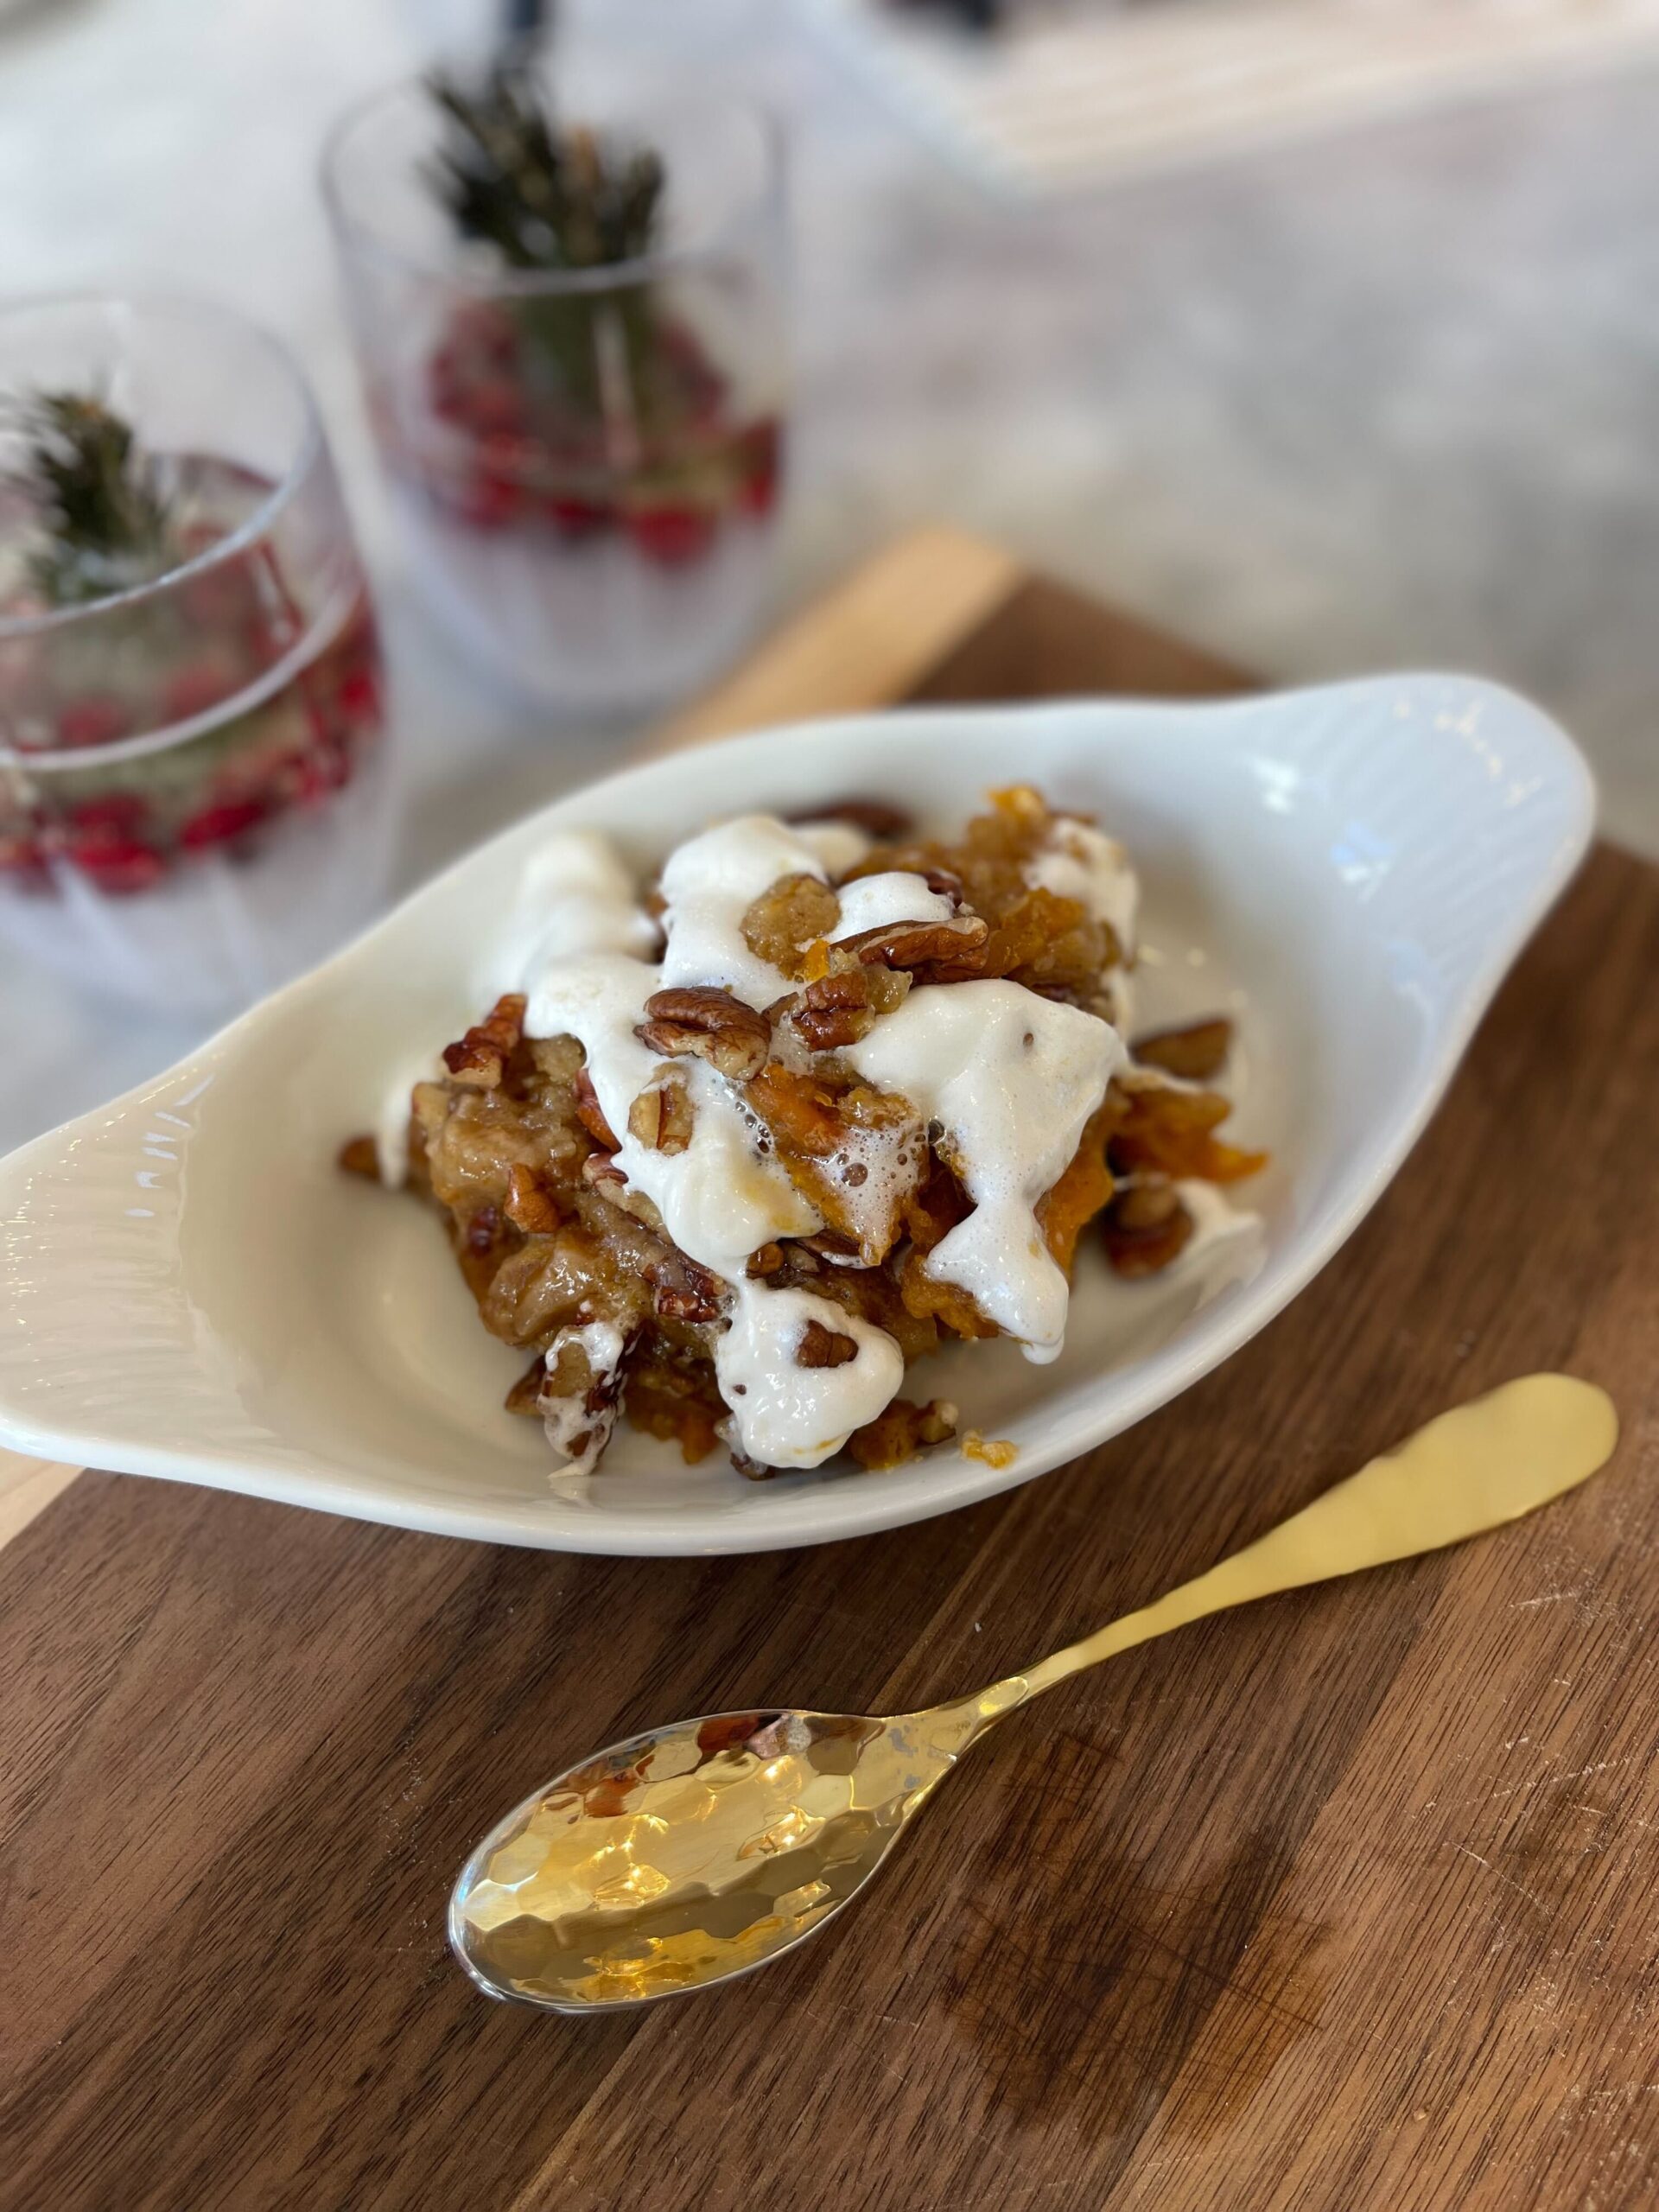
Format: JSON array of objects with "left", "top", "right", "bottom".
[{"left": 3, "top": 543, "right": 1656, "bottom": 2212}]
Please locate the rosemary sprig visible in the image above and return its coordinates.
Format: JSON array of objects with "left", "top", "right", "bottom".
[
  {"left": 5, "top": 391, "right": 175, "bottom": 607},
  {"left": 427, "top": 62, "right": 663, "bottom": 275},
  {"left": 424, "top": 62, "right": 668, "bottom": 429}
]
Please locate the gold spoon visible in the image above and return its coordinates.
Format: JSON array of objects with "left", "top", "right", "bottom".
[{"left": 449, "top": 1373, "right": 1617, "bottom": 2013}]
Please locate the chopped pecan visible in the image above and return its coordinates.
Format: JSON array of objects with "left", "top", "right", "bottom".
[
  {"left": 581, "top": 1151, "right": 628, "bottom": 1192},
  {"left": 637, "top": 987, "right": 771, "bottom": 1080},
  {"left": 797, "top": 1318, "right": 859, "bottom": 1368},
  {"left": 337, "top": 1133, "right": 379, "bottom": 1179},
  {"left": 839, "top": 914, "right": 988, "bottom": 983},
  {"left": 442, "top": 993, "right": 527, "bottom": 1088},
  {"left": 645, "top": 1251, "right": 727, "bottom": 1324},
  {"left": 786, "top": 798, "right": 913, "bottom": 841},
  {"left": 746, "top": 1243, "right": 785, "bottom": 1277},
  {"left": 504, "top": 1162, "right": 564, "bottom": 1235},
  {"left": 627, "top": 1066, "right": 696, "bottom": 1154},
  {"left": 1132, "top": 1017, "right": 1233, "bottom": 1084},
  {"left": 572, "top": 1065, "right": 620, "bottom": 1150},
  {"left": 787, "top": 964, "right": 910, "bottom": 1052}
]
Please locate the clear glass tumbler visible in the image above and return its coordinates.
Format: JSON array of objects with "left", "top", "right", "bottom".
[
  {"left": 323, "top": 72, "right": 787, "bottom": 715},
  {"left": 0, "top": 295, "right": 392, "bottom": 1014}
]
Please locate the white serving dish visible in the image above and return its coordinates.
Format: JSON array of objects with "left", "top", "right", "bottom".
[{"left": 0, "top": 678, "right": 1593, "bottom": 1554}]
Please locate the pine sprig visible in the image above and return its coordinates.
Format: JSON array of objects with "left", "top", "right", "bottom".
[
  {"left": 426, "top": 63, "right": 664, "bottom": 276},
  {"left": 5, "top": 391, "right": 175, "bottom": 607}
]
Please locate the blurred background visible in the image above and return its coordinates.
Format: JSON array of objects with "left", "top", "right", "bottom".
[{"left": 3, "top": 0, "right": 1659, "bottom": 1151}]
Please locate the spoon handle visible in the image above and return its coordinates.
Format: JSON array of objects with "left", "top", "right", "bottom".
[{"left": 976, "top": 1374, "right": 1616, "bottom": 1715}]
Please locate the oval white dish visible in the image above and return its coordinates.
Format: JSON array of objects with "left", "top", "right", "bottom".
[{"left": 0, "top": 677, "right": 1594, "bottom": 1554}]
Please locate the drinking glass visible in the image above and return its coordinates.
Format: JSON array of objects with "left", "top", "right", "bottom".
[
  {"left": 324, "top": 73, "right": 787, "bottom": 715},
  {"left": 0, "top": 294, "right": 392, "bottom": 1014}
]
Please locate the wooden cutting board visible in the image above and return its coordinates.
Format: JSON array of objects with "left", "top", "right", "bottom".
[{"left": 3, "top": 531, "right": 1656, "bottom": 2212}]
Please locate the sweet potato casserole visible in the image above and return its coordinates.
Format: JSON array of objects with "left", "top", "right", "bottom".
[{"left": 342, "top": 788, "right": 1264, "bottom": 1478}]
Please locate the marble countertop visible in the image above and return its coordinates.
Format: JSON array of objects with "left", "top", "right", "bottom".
[{"left": 3, "top": 0, "right": 1656, "bottom": 1153}]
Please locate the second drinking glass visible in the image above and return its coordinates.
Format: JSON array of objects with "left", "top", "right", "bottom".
[{"left": 324, "top": 63, "right": 787, "bottom": 716}]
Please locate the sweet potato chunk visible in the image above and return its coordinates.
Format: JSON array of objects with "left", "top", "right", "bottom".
[{"left": 1109, "top": 1079, "right": 1266, "bottom": 1185}]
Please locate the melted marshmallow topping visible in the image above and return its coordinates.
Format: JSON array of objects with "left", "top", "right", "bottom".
[
  {"left": 503, "top": 817, "right": 947, "bottom": 1471},
  {"left": 542, "top": 1320, "right": 626, "bottom": 1477},
  {"left": 847, "top": 981, "right": 1124, "bottom": 1361},
  {"left": 830, "top": 870, "right": 956, "bottom": 939},
  {"left": 715, "top": 1287, "right": 906, "bottom": 1469},
  {"left": 658, "top": 817, "right": 831, "bottom": 1008},
  {"left": 461, "top": 810, "right": 1137, "bottom": 1470},
  {"left": 374, "top": 830, "right": 661, "bottom": 1186},
  {"left": 526, "top": 950, "right": 820, "bottom": 1271},
  {"left": 487, "top": 828, "right": 660, "bottom": 984}
]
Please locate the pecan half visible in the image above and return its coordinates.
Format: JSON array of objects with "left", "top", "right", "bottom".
[
  {"left": 1132, "top": 1017, "right": 1233, "bottom": 1084},
  {"left": 627, "top": 1066, "right": 696, "bottom": 1154},
  {"left": 787, "top": 964, "right": 910, "bottom": 1052},
  {"left": 797, "top": 1318, "right": 859, "bottom": 1368},
  {"left": 442, "top": 992, "right": 526, "bottom": 1088},
  {"left": 504, "top": 1161, "right": 564, "bottom": 1235},
  {"left": 572, "top": 1065, "right": 620, "bottom": 1150},
  {"left": 637, "top": 987, "right": 771, "bottom": 1080},
  {"left": 839, "top": 914, "right": 988, "bottom": 983}
]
